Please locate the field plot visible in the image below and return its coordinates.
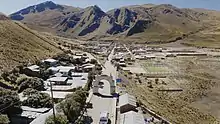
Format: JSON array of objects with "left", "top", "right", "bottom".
[
  {"left": 120, "top": 56, "right": 220, "bottom": 124},
  {"left": 141, "top": 60, "right": 175, "bottom": 76}
]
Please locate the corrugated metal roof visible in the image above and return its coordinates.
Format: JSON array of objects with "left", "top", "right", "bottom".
[
  {"left": 119, "top": 93, "right": 137, "bottom": 107},
  {"left": 48, "top": 77, "right": 68, "bottom": 82},
  {"left": 120, "top": 111, "right": 145, "bottom": 124}
]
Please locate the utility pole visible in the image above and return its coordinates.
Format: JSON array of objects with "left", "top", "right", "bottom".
[{"left": 50, "top": 81, "right": 56, "bottom": 124}]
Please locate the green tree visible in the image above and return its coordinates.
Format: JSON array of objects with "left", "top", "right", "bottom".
[
  {"left": 22, "top": 91, "right": 52, "bottom": 108},
  {"left": 0, "top": 88, "right": 21, "bottom": 114},
  {"left": 18, "top": 77, "right": 45, "bottom": 92},
  {"left": 45, "top": 114, "right": 68, "bottom": 124},
  {"left": 90, "top": 59, "right": 97, "bottom": 64},
  {"left": 0, "top": 114, "right": 10, "bottom": 124},
  {"left": 60, "top": 89, "right": 88, "bottom": 122},
  {"left": 84, "top": 72, "right": 95, "bottom": 91}
]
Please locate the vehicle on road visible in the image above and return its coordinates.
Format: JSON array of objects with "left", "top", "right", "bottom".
[{"left": 99, "top": 111, "right": 109, "bottom": 124}]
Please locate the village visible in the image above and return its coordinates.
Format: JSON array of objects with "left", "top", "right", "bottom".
[{"left": 1, "top": 40, "right": 220, "bottom": 124}]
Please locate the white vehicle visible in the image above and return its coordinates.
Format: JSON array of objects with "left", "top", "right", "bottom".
[{"left": 99, "top": 111, "right": 109, "bottom": 124}]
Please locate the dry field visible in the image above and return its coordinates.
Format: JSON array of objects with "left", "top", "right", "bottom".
[
  {"left": 120, "top": 56, "right": 220, "bottom": 124},
  {"left": 0, "top": 20, "right": 62, "bottom": 72}
]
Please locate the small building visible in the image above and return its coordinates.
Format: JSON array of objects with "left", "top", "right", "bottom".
[
  {"left": 43, "top": 59, "right": 58, "bottom": 66},
  {"left": 41, "top": 91, "right": 72, "bottom": 99},
  {"left": 82, "top": 64, "right": 95, "bottom": 72},
  {"left": 119, "top": 62, "right": 126, "bottom": 67},
  {"left": 120, "top": 111, "right": 145, "bottom": 124},
  {"left": 57, "top": 66, "right": 75, "bottom": 77},
  {"left": 23, "top": 65, "right": 40, "bottom": 77},
  {"left": 48, "top": 77, "right": 68, "bottom": 85},
  {"left": 119, "top": 93, "right": 137, "bottom": 113},
  {"left": 47, "top": 67, "right": 59, "bottom": 74},
  {"left": 11, "top": 106, "right": 51, "bottom": 124}
]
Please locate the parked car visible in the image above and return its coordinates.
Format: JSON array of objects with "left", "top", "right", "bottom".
[{"left": 99, "top": 111, "right": 109, "bottom": 124}]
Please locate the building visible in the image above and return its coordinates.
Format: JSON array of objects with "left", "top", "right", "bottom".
[
  {"left": 120, "top": 111, "right": 145, "bottom": 124},
  {"left": 23, "top": 65, "right": 40, "bottom": 77},
  {"left": 48, "top": 77, "right": 68, "bottom": 85},
  {"left": 82, "top": 64, "right": 95, "bottom": 72},
  {"left": 119, "top": 93, "right": 137, "bottom": 113},
  {"left": 47, "top": 67, "right": 59, "bottom": 74},
  {"left": 11, "top": 106, "right": 51, "bottom": 124},
  {"left": 43, "top": 59, "right": 58, "bottom": 66},
  {"left": 57, "top": 66, "right": 75, "bottom": 77},
  {"left": 41, "top": 91, "right": 72, "bottom": 99}
]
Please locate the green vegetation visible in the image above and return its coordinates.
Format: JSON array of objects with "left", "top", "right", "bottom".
[
  {"left": 18, "top": 77, "right": 45, "bottom": 93},
  {"left": 0, "top": 114, "right": 10, "bottom": 124},
  {"left": 22, "top": 88, "right": 52, "bottom": 108},
  {"left": 84, "top": 71, "right": 95, "bottom": 91},
  {"left": 45, "top": 114, "right": 68, "bottom": 124},
  {"left": 0, "top": 87, "right": 21, "bottom": 114},
  {"left": 59, "top": 89, "right": 88, "bottom": 122}
]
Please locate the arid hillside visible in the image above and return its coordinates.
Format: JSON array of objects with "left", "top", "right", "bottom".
[{"left": 0, "top": 15, "right": 61, "bottom": 72}]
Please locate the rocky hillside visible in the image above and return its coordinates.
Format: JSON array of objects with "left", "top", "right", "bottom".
[
  {"left": 10, "top": 1, "right": 80, "bottom": 28},
  {"left": 0, "top": 15, "right": 61, "bottom": 71},
  {"left": 10, "top": 1, "right": 220, "bottom": 42}
]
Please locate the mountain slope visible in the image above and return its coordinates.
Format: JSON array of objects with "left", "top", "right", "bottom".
[
  {"left": 10, "top": 1, "right": 80, "bottom": 28},
  {"left": 10, "top": 2, "right": 220, "bottom": 42},
  {"left": 0, "top": 16, "right": 61, "bottom": 71}
]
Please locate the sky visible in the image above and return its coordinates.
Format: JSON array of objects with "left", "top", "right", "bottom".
[{"left": 1, "top": 0, "right": 220, "bottom": 15}]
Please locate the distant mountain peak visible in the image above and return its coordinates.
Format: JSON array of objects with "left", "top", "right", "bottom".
[{"left": 10, "top": 1, "right": 64, "bottom": 20}]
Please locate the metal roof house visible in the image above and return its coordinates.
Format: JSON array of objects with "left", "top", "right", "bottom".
[
  {"left": 57, "top": 66, "right": 75, "bottom": 77},
  {"left": 48, "top": 77, "right": 68, "bottom": 85},
  {"left": 11, "top": 106, "right": 51, "bottom": 124},
  {"left": 23, "top": 65, "right": 40, "bottom": 77},
  {"left": 120, "top": 111, "right": 145, "bottom": 124},
  {"left": 119, "top": 93, "right": 137, "bottom": 113},
  {"left": 42, "top": 59, "right": 58, "bottom": 66}
]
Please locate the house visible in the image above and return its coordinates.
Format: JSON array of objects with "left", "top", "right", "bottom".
[
  {"left": 47, "top": 67, "right": 59, "bottom": 74},
  {"left": 43, "top": 59, "right": 58, "bottom": 66},
  {"left": 119, "top": 93, "right": 137, "bottom": 113},
  {"left": 82, "top": 64, "right": 95, "bottom": 72},
  {"left": 48, "top": 77, "right": 68, "bottom": 85},
  {"left": 10, "top": 106, "right": 51, "bottom": 124},
  {"left": 57, "top": 66, "right": 75, "bottom": 77},
  {"left": 120, "top": 111, "right": 145, "bottom": 124},
  {"left": 23, "top": 65, "right": 41, "bottom": 77},
  {"left": 41, "top": 91, "right": 72, "bottom": 99}
]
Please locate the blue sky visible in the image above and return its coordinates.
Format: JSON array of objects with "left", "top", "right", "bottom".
[{"left": 1, "top": 0, "right": 220, "bottom": 15}]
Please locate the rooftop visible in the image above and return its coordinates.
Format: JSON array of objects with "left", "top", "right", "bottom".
[
  {"left": 119, "top": 93, "right": 137, "bottom": 107},
  {"left": 42, "top": 91, "right": 72, "bottom": 99},
  {"left": 27, "top": 65, "right": 40, "bottom": 71},
  {"left": 120, "top": 111, "right": 145, "bottom": 124},
  {"left": 48, "top": 77, "right": 68, "bottom": 82},
  {"left": 43, "top": 58, "right": 58, "bottom": 63}
]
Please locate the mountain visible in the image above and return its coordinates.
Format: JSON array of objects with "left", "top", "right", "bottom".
[
  {"left": 0, "top": 13, "right": 9, "bottom": 20},
  {"left": 0, "top": 15, "right": 61, "bottom": 71},
  {"left": 10, "top": 1, "right": 80, "bottom": 29},
  {"left": 10, "top": 1, "right": 220, "bottom": 42}
]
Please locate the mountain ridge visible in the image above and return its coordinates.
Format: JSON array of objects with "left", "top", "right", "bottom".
[{"left": 9, "top": 1, "right": 220, "bottom": 42}]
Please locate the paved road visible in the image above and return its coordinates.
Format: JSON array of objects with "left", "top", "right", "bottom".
[{"left": 86, "top": 45, "right": 117, "bottom": 124}]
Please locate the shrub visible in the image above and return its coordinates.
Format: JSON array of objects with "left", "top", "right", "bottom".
[
  {"left": 0, "top": 88, "right": 21, "bottom": 114},
  {"left": 22, "top": 91, "right": 52, "bottom": 108},
  {"left": 0, "top": 114, "right": 10, "bottom": 124},
  {"left": 45, "top": 114, "right": 68, "bottom": 124},
  {"left": 18, "top": 77, "right": 45, "bottom": 92},
  {"left": 90, "top": 59, "right": 97, "bottom": 64},
  {"left": 60, "top": 89, "right": 88, "bottom": 122}
]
